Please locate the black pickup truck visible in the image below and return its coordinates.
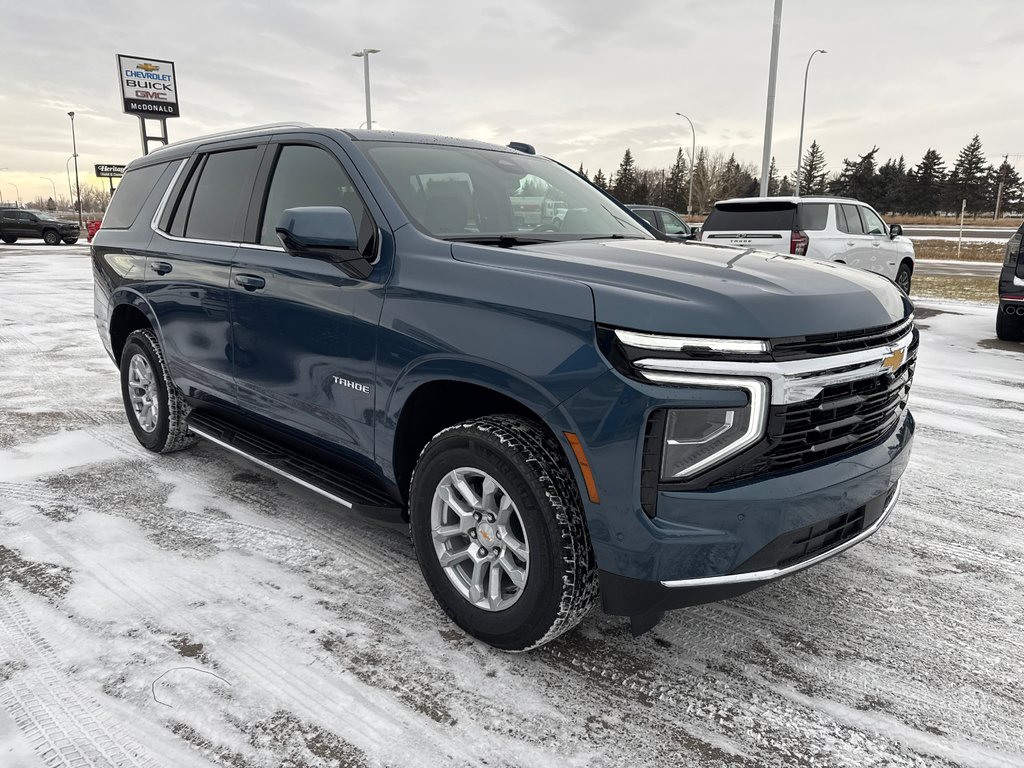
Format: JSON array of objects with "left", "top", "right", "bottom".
[{"left": 0, "top": 208, "right": 80, "bottom": 244}]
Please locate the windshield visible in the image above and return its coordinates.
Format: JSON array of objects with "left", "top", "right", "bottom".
[{"left": 363, "top": 142, "right": 651, "bottom": 242}]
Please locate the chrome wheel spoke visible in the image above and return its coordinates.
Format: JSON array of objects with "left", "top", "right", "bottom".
[
  {"left": 502, "top": 532, "right": 528, "bottom": 561},
  {"left": 439, "top": 545, "right": 473, "bottom": 567},
  {"left": 432, "top": 523, "right": 463, "bottom": 542},
  {"left": 487, "top": 561, "right": 504, "bottom": 610},
  {"left": 467, "top": 560, "right": 487, "bottom": 603},
  {"left": 495, "top": 494, "right": 514, "bottom": 526},
  {"left": 126, "top": 353, "right": 159, "bottom": 433},
  {"left": 437, "top": 484, "right": 473, "bottom": 519},
  {"left": 453, "top": 473, "right": 481, "bottom": 509},
  {"left": 498, "top": 552, "right": 526, "bottom": 588}
]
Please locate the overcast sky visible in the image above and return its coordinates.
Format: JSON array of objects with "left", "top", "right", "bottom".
[{"left": 1, "top": 0, "right": 1022, "bottom": 203}]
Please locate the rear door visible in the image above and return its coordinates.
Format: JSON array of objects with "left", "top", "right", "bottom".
[
  {"left": 859, "top": 205, "right": 900, "bottom": 279},
  {"left": 836, "top": 203, "right": 871, "bottom": 272},
  {"left": 143, "top": 141, "right": 265, "bottom": 401},
  {"left": 228, "top": 137, "right": 388, "bottom": 460},
  {"left": 700, "top": 201, "right": 795, "bottom": 254}
]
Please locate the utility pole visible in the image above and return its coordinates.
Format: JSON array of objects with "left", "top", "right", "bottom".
[
  {"left": 759, "top": 0, "right": 784, "bottom": 197},
  {"left": 994, "top": 153, "right": 1008, "bottom": 221}
]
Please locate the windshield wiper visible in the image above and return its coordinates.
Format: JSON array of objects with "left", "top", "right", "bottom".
[
  {"left": 442, "top": 234, "right": 558, "bottom": 247},
  {"left": 575, "top": 234, "right": 649, "bottom": 241}
]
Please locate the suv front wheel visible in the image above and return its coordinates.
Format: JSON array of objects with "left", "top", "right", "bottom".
[
  {"left": 42, "top": 229, "right": 61, "bottom": 245},
  {"left": 119, "top": 329, "right": 196, "bottom": 453},
  {"left": 409, "top": 415, "right": 598, "bottom": 650},
  {"left": 895, "top": 261, "right": 913, "bottom": 294}
]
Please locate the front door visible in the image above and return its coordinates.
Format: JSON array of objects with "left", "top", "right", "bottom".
[{"left": 228, "top": 140, "right": 387, "bottom": 462}]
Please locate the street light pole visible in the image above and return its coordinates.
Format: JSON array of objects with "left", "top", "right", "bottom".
[
  {"left": 40, "top": 176, "right": 57, "bottom": 206},
  {"left": 351, "top": 48, "right": 381, "bottom": 129},
  {"left": 759, "top": 0, "right": 784, "bottom": 197},
  {"left": 8, "top": 183, "right": 20, "bottom": 205},
  {"left": 0, "top": 168, "right": 6, "bottom": 205},
  {"left": 674, "top": 112, "right": 697, "bottom": 215},
  {"left": 65, "top": 156, "right": 74, "bottom": 208},
  {"left": 794, "top": 49, "right": 827, "bottom": 197},
  {"left": 68, "top": 111, "right": 82, "bottom": 227}
]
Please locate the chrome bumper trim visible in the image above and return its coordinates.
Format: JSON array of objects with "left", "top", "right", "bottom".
[{"left": 659, "top": 478, "right": 902, "bottom": 589}]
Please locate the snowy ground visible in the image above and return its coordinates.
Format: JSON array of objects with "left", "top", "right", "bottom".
[{"left": 1, "top": 245, "right": 1023, "bottom": 768}]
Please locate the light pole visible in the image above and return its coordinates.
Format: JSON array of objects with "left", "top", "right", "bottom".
[
  {"left": 0, "top": 167, "right": 6, "bottom": 204},
  {"left": 759, "top": 0, "right": 784, "bottom": 196},
  {"left": 351, "top": 48, "right": 381, "bottom": 130},
  {"left": 40, "top": 176, "right": 57, "bottom": 207},
  {"left": 674, "top": 112, "right": 697, "bottom": 215},
  {"left": 8, "top": 183, "right": 20, "bottom": 205},
  {"left": 65, "top": 156, "right": 75, "bottom": 208},
  {"left": 794, "top": 49, "right": 827, "bottom": 197},
  {"left": 68, "top": 111, "right": 82, "bottom": 227}
]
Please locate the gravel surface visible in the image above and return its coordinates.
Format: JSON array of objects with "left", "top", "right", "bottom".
[{"left": 1, "top": 246, "right": 1022, "bottom": 768}]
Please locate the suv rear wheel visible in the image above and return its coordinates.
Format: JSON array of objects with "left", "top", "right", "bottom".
[
  {"left": 409, "top": 415, "right": 598, "bottom": 650},
  {"left": 1, "top": 234, "right": 16, "bottom": 244},
  {"left": 996, "top": 309, "right": 1024, "bottom": 342},
  {"left": 895, "top": 261, "right": 913, "bottom": 294},
  {"left": 42, "top": 229, "right": 61, "bottom": 245},
  {"left": 119, "top": 329, "right": 196, "bottom": 453}
]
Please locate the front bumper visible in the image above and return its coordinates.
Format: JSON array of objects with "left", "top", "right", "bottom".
[{"left": 593, "top": 410, "right": 914, "bottom": 618}]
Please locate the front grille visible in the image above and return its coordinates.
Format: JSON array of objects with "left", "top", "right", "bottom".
[
  {"left": 771, "top": 316, "right": 914, "bottom": 361},
  {"left": 712, "top": 337, "right": 917, "bottom": 485}
]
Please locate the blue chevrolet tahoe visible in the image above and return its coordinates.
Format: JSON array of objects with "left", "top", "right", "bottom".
[{"left": 92, "top": 124, "right": 916, "bottom": 650}]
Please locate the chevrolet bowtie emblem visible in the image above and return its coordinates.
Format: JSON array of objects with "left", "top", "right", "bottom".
[{"left": 881, "top": 348, "right": 904, "bottom": 373}]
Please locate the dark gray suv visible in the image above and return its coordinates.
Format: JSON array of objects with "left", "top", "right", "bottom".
[{"left": 0, "top": 209, "right": 80, "bottom": 244}]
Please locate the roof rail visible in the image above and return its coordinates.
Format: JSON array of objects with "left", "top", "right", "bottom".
[{"left": 149, "top": 122, "right": 313, "bottom": 154}]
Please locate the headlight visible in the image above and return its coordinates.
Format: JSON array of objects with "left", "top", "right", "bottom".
[{"left": 646, "top": 375, "right": 769, "bottom": 480}]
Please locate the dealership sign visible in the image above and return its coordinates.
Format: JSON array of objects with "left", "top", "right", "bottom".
[
  {"left": 94, "top": 164, "right": 126, "bottom": 178},
  {"left": 116, "top": 54, "right": 180, "bottom": 118}
]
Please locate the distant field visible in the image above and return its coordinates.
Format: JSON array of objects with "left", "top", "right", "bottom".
[
  {"left": 911, "top": 240, "right": 1005, "bottom": 262},
  {"left": 912, "top": 274, "right": 997, "bottom": 303},
  {"left": 891, "top": 214, "right": 1022, "bottom": 227}
]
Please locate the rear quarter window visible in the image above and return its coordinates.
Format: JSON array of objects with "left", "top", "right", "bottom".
[
  {"left": 797, "top": 203, "right": 829, "bottom": 231},
  {"left": 102, "top": 162, "right": 171, "bottom": 229},
  {"left": 703, "top": 203, "right": 796, "bottom": 231}
]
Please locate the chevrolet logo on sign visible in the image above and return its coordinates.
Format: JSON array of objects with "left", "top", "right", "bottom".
[
  {"left": 881, "top": 348, "right": 905, "bottom": 373},
  {"left": 136, "top": 63, "right": 160, "bottom": 72}
]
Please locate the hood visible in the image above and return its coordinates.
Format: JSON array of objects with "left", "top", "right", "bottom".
[{"left": 452, "top": 239, "right": 910, "bottom": 339}]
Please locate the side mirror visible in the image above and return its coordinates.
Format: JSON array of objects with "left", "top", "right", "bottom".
[
  {"left": 889, "top": 223, "right": 903, "bottom": 239},
  {"left": 276, "top": 206, "right": 371, "bottom": 279}
]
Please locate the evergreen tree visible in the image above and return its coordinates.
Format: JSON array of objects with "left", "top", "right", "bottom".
[
  {"left": 799, "top": 140, "right": 828, "bottom": 195},
  {"left": 577, "top": 163, "right": 589, "bottom": 180},
  {"left": 666, "top": 148, "right": 688, "bottom": 212},
  {"left": 778, "top": 175, "right": 794, "bottom": 196},
  {"left": 828, "top": 146, "right": 880, "bottom": 205},
  {"left": 612, "top": 149, "right": 638, "bottom": 202},
  {"left": 907, "top": 149, "right": 947, "bottom": 215},
  {"left": 993, "top": 159, "right": 1023, "bottom": 216},
  {"left": 767, "top": 157, "right": 779, "bottom": 196},
  {"left": 947, "top": 135, "right": 989, "bottom": 215},
  {"left": 46, "top": 197, "right": 57, "bottom": 211},
  {"left": 876, "top": 156, "right": 908, "bottom": 214},
  {"left": 592, "top": 168, "right": 608, "bottom": 191},
  {"left": 692, "top": 148, "right": 710, "bottom": 213}
]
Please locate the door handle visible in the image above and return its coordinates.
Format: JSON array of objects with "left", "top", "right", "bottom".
[
  {"left": 845, "top": 241, "right": 855, "bottom": 246},
  {"left": 233, "top": 273, "right": 266, "bottom": 291},
  {"left": 872, "top": 242, "right": 881, "bottom": 247},
  {"left": 150, "top": 261, "right": 173, "bottom": 275}
]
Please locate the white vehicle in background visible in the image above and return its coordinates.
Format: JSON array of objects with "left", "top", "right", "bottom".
[{"left": 699, "top": 196, "right": 915, "bottom": 293}]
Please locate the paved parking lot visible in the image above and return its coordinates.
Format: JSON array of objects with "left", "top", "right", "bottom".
[{"left": 1, "top": 246, "right": 1022, "bottom": 768}]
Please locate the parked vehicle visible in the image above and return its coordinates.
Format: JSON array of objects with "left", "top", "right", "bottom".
[
  {"left": 699, "top": 197, "right": 915, "bottom": 293},
  {"left": 0, "top": 209, "right": 80, "bottom": 244},
  {"left": 627, "top": 205, "right": 695, "bottom": 241},
  {"left": 92, "top": 125, "right": 916, "bottom": 650},
  {"left": 997, "top": 222, "right": 1024, "bottom": 341}
]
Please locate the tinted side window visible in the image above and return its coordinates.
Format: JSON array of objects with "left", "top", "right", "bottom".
[
  {"left": 634, "top": 209, "right": 658, "bottom": 228},
  {"left": 798, "top": 203, "right": 829, "bottom": 231},
  {"left": 102, "top": 162, "right": 169, "bottom": 229},
  {"left": 657, "top": 210, "right": 690, "bottom": 235},
  {"left": 259, "top": 144, "right": 374, "bottom": 256},
  {"left": 839, "top": 204, "right": 866, "bottom": 234},
  {"left": 184, "top": 148, "right": 260, "bottom": 242},
  {"left": 860, "top": 207, "right": 887, "bottom": 236}
]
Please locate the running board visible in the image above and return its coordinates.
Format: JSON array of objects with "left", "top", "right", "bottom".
[{"left": 187, "top": 411, "right": 405, "bottom": 526}]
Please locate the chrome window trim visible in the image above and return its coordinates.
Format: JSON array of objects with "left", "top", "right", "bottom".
[
  {"left": 149, "top": 148, "right": 383, "bottom": 264},
  {"left": 651, "top": 375, "right": 769, "bottom": 480},
  {"left": 660, "top": 478, "right": 902, "bottom": 588},
  {"left": 636, "top": 329, "right": 915, "bottom": 406}
]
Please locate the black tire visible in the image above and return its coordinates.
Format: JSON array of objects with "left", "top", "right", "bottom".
[
  {"left": 895, "top": 261, "right": 913, "bottom": 294},
  {"left": 42, "top": 229, "right": 60, "bottom": 245},
  {"left": 1, "top": 234, "right": 17, "bottom": 244},
  {"left": 119, "top": 329, "right": 196, "bottom": 453},
  {"left": 409, "top": 415, "right": 598, "bottom": 651},
  {"left": 63, "top": 238, "right": 79, "bottom": 245},
  {"left": 996, "top": 310, "right": 1024, "bottom": 342}
]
